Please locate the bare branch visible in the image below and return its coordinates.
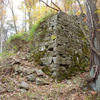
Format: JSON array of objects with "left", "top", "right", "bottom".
[
  {"left": 39, "top": 0, "right": 59, "bottom": 11},
  {"left": 77, "top": 0, "right": 83, "bottom": 14},
  {"left": 51, "top": 0, "right": 62, "bottom": 11}
]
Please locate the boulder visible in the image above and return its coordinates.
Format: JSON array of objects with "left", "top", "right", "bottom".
[
  {"left": 19, "top": 89, "right": 27, "bottom": 93},
  {"left": 36, "top": 69, "right": 44, "bottom": 76},
  {"left": 26, "top": 68, "right": 35, "bottom": 75},
  {"left": 0, "top": 85, "right": 6, "bottom": 93},
  {"left": 19, "top": 81, "right": 29, "bottom": 90},
  {"left": 7, "top": 85, "right": 15, "bottom": 93},
  {"left": 53, "top": 56, "right": 67, "bottom": 65},
  {"left": 36, "top": 78, "right": 49, "bottom": 85},
  {"left": 40, "top": 57, "right": 52, "bottom": 65},
  {"left": 27, "top": 75, "right": 36, "bottom": 82}
]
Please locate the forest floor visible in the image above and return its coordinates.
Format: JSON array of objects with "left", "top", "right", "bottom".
[
  {"left": 0, "top": 71, "right": 96, "bottom": 100},
  {"left": 0, "top": 52, "right": 97, "bottom": 100}
]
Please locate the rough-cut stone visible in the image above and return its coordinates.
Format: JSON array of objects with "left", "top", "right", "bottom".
[
  {"left": 13, "top": 57, "right": 21, "bottom": 63},
  {"left": 52, "top": 71, "right": 58, "bottom": 77},
  {"left": 15, "top": 66, "right": 24, "bottom": 74},
  {"left": 61, "top": 58, "right": 67, "bottom": 65},
  {"left": 36, "top": 78, "right": 49, "bottom": 85},
  {"left": 0, "top": 85, "right": 6, "bottom": 93},
  {"left": 27, "top": 75, "right": 36, "bottom": 82},
  {"left": 19, "top": 89, "right": 26, "bottom": 93},
  {"left": 39, "top": 46, "right": 45, "bottom": 51},
  {"left": 7, "top": 85, "right": 15, "bottom": 93},
  {"left": 53, "top": 57, "right": 61, "bottom": 64},
  {"left": 53, "top": 57, "right": 67, "bottom": 65},
  {"left": 33, "top": 11, "right": 89, "bottom": 80},
  {"left": 36, "top": 69, "right": 44, "bottom": 76},
  {"left": 40, "top": 57, "right": 52, "bottom": 65},
  {"left": 19, "top": 81, "right": 29, "bottom": 90},
  {"left": 26, "top": 68, "right": 35, "bottom": 75},
  {"left": 44, "top": 37, "right": 50, "bottom": 41}
]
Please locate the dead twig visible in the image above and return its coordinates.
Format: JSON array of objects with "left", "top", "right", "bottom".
[
  {"left": 39, "top": 0, "right": 61, "bottom": 11},
  {"left": 51, "top": 0, "right": 61, "bottom": 11}
]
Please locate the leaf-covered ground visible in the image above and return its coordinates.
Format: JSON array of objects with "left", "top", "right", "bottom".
[
  {"left": 0, "top": 71, "right": 96, "bottom": 100},
  {"left": 0, "top": 52, "right": 97, "bottom": 100}
]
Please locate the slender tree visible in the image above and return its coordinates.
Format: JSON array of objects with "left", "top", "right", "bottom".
[
  {"left": 8, "top": 0, "right": 18, "bottom": 34},
  {"left": 0, "top": 0, "right": 8, "bottom": 53},
  {"left": 85, "top": 0, "right": 100, "bottom": 91},
  {"left": 78, "top": 0, "right": 100, "bottom": 91}
]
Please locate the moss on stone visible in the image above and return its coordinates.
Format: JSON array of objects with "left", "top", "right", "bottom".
[
  {"left": 42, "top": 66, "right": 52, "bottom": 77},
  {"left": 31, "top": 50, "right": 47, "bottom": 65},
  {"left": 57, "top": 70, "right": 67, "bottom": 82}
]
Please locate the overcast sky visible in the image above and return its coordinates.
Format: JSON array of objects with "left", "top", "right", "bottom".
[{"left": 7, "top": 0, "right": 49, "bottom": 30}]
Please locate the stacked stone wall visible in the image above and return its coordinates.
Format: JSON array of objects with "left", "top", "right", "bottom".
[{"left": 34, "top": 11, "right": 89, "bottom": 80}]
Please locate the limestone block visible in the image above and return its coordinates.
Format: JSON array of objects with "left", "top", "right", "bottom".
[
  {"left": 48, "top": 45, "right": 54, "bottom": 51},
  {"left": 27, "top": 75, "right": 36, "bottom": 82},
  {"left": 53, "top": 57, "right": 60, "bottom": 64},
  {"left": 58, "top": 46, "right": 66, "bottom": 54},
  {"left": 50, "top": 67, "right": 59, "bottom": 72},
  {"left": 44, "top": 37, "right": 50, "bottom": 41},
  {"left": 52, "top": 71, "right": 58, "bottom": 77},
  {"left": 62, "top": 58, "right": 67, "bottom": 65},
  {"left": 36, "top": 78, "right": 49, "bottom": 85},
  {"left": 46, "top": 51, "right": 56, "bottom": 57},
  {"left": 62, "top": 54, "right": 67, "bottom": 58},
  {"left": 56, "top": 25, "right": 62, "bottom": 30},
  {"left": 53, "top": 25, "right": 57, "bottom": 31},
  {"left": 45, "top": 40, "right": 54, "bottom": 46},
  {"left": 48, "top": 27, "right": 53, "bottom": 31},
  {"left": 50, "top": 14, "right": 58, "bottom": 21},
  {"left": 40, "top": 57, "right": 52, "bottom": 65},
  {"left": 67, "top": 60, "right": 71, "bottom": 65},
  {"left": 39, "top": 42, "right": 45, "bottom": 46},
  {"left": 63, "top": 43, "right": 66, "bottom": 45},
  {"left": 53, "top": 57, "right": 67, "bottom": 65},
  {"left": 19, "top": 81, "right": 29, "bottom": 90},
  {"left": 45, "top": 42, "right": 49, "bottom": 46},
  {"left": 66, "top": 57, "right": 71, "bottom": 60},
  {"left": 50, "top": 64, "right": 59, "bottom": 72},
  {"left": 61, "top": 45, "right": 66, "bottom": 50},
  {"left": 45, "top": 33, "right": 50, "bottom": 37},
  {"left": 39, "top": 46, "right": 45, "bottom": 51},
  {"left": 50, "top": 22, "right": 57, "bottom": 26},
  {"left": 55, "top": 39, "right": 62, "bottom": 45},
  {"left": 36, "top": 69, "right": 44, "bottom": 76},
  {"left": 48, "top": 40, "right": 54, "bottom": 44},
  {"left": 54, "top": 47, "right": 57, "bottom": 51}
]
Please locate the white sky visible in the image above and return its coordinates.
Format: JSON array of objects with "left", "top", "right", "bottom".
[{"left": 7, "top": 0, "right": 48, "bottom": 31}]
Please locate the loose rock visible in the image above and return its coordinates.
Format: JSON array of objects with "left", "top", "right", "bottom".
[
  {"left": 36, "top": 78, "right": 49, "bottom": 85},
  {"left": 27, "top": 75, "right": 36, "bottom": 82},
  {"left": 19, "top": 81, "right": 29, "bottom": 90},
  {"left": 36, "top": 69, "right": 44, "bottom": 76}
]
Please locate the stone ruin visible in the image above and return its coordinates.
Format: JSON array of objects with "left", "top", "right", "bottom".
[{"left": 34, "top": 11, "right": 89, "bottom": 81}]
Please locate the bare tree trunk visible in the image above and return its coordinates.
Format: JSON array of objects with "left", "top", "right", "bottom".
[
  {"left": 8, "top": 0, "right": 18, "bottom": 34},
  {"left": 86, "top": 0, "right": 100, "bottom": 91},
  {"left": 0, "top": 20, "right": 3, "bottom": 53},
  {"left": 28, "top": 8, "right": 32, "bottom": 30},
  {"left": 11, "top": 8, "right": 18, "bottom": 34},
  {"left": 0, "top": 0, "right": 3, "bottom": 53},
  {"left": 77, "top": 0, "right": 83, "bottom": 14},
  {"left": 25, "top": 11, "right": 27, "bottom": 32}
]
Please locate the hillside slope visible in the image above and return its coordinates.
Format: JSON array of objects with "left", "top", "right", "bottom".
[{"left": 0, "top": 11, "right": 98, "bottom": 100}]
